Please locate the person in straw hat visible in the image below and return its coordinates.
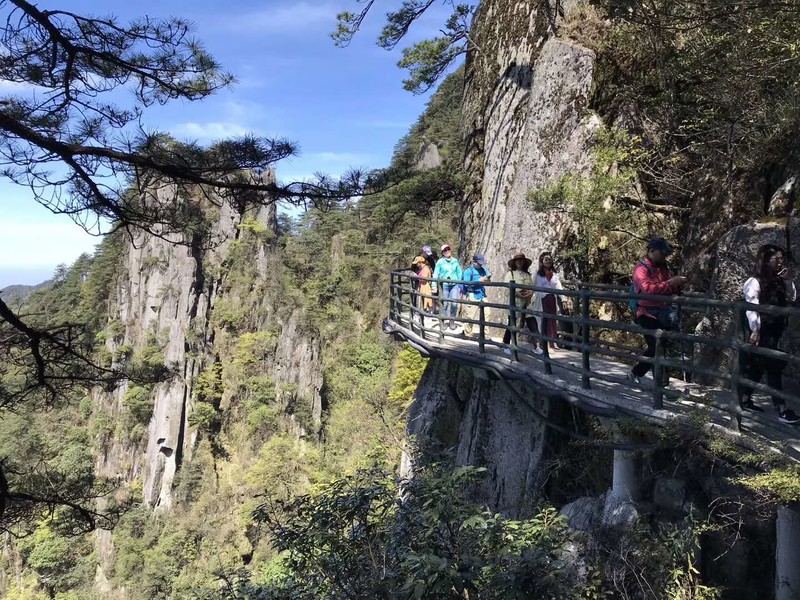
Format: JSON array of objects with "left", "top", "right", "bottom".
[
  {"left": 411, "top": 255, "right": 434, "bottom": 313},
  {"left": 502, "top": 253, "right": 542, "bottom": 355}
]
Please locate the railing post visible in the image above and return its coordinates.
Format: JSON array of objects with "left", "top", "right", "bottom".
[
  {"left": 727, "top": 301, "right": 744, "bottom": 432},
  {"left": 508, "top": 282, "right": 518, "bottom": 361},
  {"left": 581, "top": 288, "right": 591, "bottom": 389},
  {"left": 478, "top": 301, "right": 486, "bottom": 354},
  {"left": 652, "top": 331, "right": 664, "bottom": 409},
  {"left": 776, "top": 503, "right": 800, "bottom": 600},
  {"left": 409, "top": 277, "right": 421, "bottom": 337},
  {"left": 389, "top": 273, "right": 395, "bottom": 322}
]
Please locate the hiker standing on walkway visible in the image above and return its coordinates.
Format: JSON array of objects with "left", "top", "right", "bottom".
[
  {"left": 433, "top": 244, "right": 462, "bottom": 330},
  {"left": 532, "top": 252, "right": 568, "bottom": 348},
  {"left": 461, "top": 253, "right": 491, "bottom": 339},
  {"left": 411, "top": 255, "right": 434, "bottom": 328},
  {"left": 739, "top": 244, "right": 799, "bottom": 424},
  {"left": 421, "top": 245, "right": 439, "bottom": 311},
  {"left": 627, "top": 237, "right": 687, "bottom": 385},
  {"left": 502, "top": 253, "right": 543, "bottom": 355}
]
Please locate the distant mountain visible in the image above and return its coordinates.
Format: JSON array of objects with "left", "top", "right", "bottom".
[{"left": 0, "top": 279, "right": 51, "bottom": 304}]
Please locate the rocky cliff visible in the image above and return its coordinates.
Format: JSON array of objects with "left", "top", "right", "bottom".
[
  {"left": 91, "top": 172, "right": 323, "bottom": 588},
  {"left": 403, "top": 0, "right": 601, "bottom": 511},
  {"left": 408, "top": 0, "right": 799, "bottom": 522}
]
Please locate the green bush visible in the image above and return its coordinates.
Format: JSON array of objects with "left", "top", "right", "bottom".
[
  {"left": 247, "top": 403, "right": 278, "bottom": 435},
  {"left": 245, "top": 375, "right": 277, "bottom": 404},
  {"left": 189, "top": 402, "right": 219, "bottom": 433},
  {"left": 107, "top": 319, "right": 125, "bottom": 339},
  {"left": 123, "top": 386, "right": 153, "bottom": 425}
]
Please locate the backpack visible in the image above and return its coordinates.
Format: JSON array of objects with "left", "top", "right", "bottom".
[{"left": 628, "top": 260, "right": 652, "bottom": 313}]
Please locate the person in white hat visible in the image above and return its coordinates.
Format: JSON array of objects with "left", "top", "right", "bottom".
[{"left": 432, "top": 244, "right": 462, "bottom": 329}]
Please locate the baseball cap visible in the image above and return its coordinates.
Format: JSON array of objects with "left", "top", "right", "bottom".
[
  {"left": 472, "top": 253, "right": 486, "bottom": 266},
  {"left": 441, "top": 244, "right": 451, "bottom": 252}
]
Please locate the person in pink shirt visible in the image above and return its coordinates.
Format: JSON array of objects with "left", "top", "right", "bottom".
[{"left": 627, "top": 238, "right": 687, "bottom": 384}]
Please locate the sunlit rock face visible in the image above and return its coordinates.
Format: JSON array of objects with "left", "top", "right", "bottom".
[
  {"left": 92, "top": 171, "right": 323, "bottom": 579},
  {"left": 460, "top": 1, "right": 598, "bottom": 291},
  {"left": 405, "top": 1, "right": 598, "bottom": 516}
]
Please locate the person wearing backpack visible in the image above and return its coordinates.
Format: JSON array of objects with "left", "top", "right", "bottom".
[
  {"left": 627, "top": 238, "right": 687, "bottom": 385},
  {"left": 738, "top": 244, "right": 799, "bottom": 424},
  {"left": 421, "top": 245, "right": 440, "bottom": 311},
  {"left": 461, "top": 253, "right": 491, "bottom": 339}
]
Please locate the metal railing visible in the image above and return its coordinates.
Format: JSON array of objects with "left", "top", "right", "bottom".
[{"left": 387, "top": 270, "right": 800, "bottom": 429}]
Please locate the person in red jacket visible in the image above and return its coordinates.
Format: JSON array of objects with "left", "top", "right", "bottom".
[{"left": 627, "top": 238, "right": 687, "bottom": 384}]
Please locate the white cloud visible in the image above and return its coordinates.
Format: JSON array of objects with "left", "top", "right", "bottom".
[
  {"left": 0, "top": 79, "right": 49, "bottom": 95},
  {"left": 220, "top": 2, "right": 340, "bottom": 34},
  {"left": 170, "top": 121, "right": 251, "bottom": 141},
  {"left": 0, "top": 221, "right": 98, "bottom": 268}
]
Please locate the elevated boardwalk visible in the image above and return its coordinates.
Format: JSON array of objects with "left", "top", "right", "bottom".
[{"left": 385, "top": 271, "right": 800, "bottom": 461}]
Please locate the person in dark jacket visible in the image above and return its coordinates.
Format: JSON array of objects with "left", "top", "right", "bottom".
[
  {"left": 739, "top": 244, "right": 799, "bottom": 424},
  {"left": 627, "top": 238, "right": 687, "bottom": 385}
]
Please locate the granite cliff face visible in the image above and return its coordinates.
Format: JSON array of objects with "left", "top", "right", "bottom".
[
  {"left": 405, "top": 0, "right": 599, "bottom": 511},
  {"left": 406, "top": 0, "right": 799, "bottom": 515},
  {"left": 405, "top": 359, "right": 563, "bottom": 518},
  {"left": 91, "top": 174, "right": 323, "bottom": 586},
  {"left": 461, "top": 2, "right": 598, "bottom": 284}
]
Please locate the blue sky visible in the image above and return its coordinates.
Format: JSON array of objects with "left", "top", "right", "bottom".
[{"left": 0, "top": 0, "right": 457, "bottom": 288}]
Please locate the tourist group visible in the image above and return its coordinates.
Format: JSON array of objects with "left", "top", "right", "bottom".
[{"left": 408, "top": 238, "right": 799, "bottom": 425}]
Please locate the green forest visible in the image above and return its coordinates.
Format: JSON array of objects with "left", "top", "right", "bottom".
[{"left": 1, "top": 1, "right": 800, "bottom": 599}]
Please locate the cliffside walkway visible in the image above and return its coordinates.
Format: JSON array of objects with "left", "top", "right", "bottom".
[{"left": 384, "top": 271, "right": 800, "bottom": 461}]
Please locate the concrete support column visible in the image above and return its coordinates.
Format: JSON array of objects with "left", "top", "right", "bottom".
[
  {"left": 776, "top": 504, "right": 800, "bottom": 600},
  {"left": 611, "top": 450, "right": 641, "bottom": 503}
]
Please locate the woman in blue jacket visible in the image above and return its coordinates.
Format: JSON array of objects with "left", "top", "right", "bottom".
[
  {"left": 461, "top": 253, "right": 491, "bottom": 339},
  {"left": 432, "top": 244, "right": 462, "bottom": 330}
]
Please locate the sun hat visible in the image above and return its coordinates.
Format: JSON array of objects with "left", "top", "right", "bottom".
[
  {"left": 472, "top": 252, "right": 486, "bottom": 266},
  {"left": 647, "top": 237, "right": 674, "bottom": 256},
  {"left": 508, "top": 252, "right": 533, "bottom": 270}
]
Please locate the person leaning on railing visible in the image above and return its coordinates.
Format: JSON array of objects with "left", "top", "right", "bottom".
[
  {"left": 502, "top": 253, "right": 543, "bottom": 355},
  {"left": 432, "top": 244, "right": 462, "bottom": 330},
  {"left": 739, "top": 244, "right": 799, "bottom": 424},
  {"left": 627, "top": 237, "right": 688, "bottom": 386},
  {"left": 460, "top": 253, "right": 491, "bottom": 340}
]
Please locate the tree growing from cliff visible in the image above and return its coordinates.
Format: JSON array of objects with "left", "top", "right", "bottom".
[
  {"left": 0, "top": 1, "right": 370, "bottom": 533},
  {"left": 333, "top": 0, "right": 476, "bottom": 93}
]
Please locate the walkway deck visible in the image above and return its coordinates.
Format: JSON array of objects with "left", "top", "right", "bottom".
[{"left": 385, "top": 312, "right": 800, "bottom": 462}]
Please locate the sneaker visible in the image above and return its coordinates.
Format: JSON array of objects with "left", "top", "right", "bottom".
[
  {"left": 778, "top": 409, "right": 800, "bottom": 424},
  {"left": 449, "top": 320, "right": 457, "bottom": 330},
  {"left": 533, "top": 347, "right": 544, "bottom": 355},
  {"left": 740, "top": 399, "right": 764, "bottom": 413},
  {"left": 626, "top": 371, "right": 641, "bottom": 385}
]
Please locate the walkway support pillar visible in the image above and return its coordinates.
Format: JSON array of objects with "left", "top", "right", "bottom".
[
  {"left": 776, "top": 503, "right": 800, "bottom": 600},
  {"left": 611, "top": 449, "right": 641, "bottom": 503}
]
